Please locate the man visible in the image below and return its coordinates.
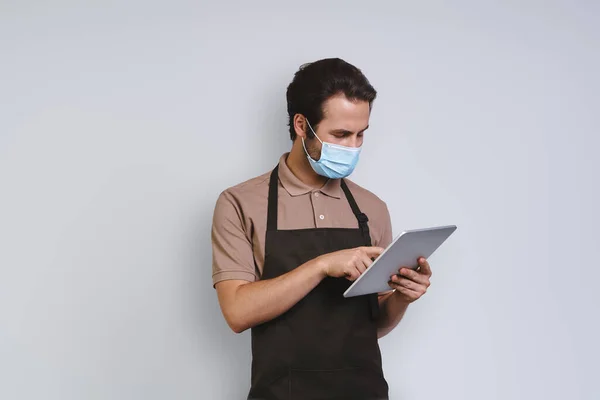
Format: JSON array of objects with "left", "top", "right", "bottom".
[{"left": 211, "top": 58, "right": 432, "bottom": 400}]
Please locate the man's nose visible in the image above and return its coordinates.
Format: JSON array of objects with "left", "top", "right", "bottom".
[{"left": 347, "top": 136, "right": 361, "bottom": 148}]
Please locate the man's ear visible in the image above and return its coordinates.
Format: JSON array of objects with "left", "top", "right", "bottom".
[{"left": 293, "top": 114, "right": 308, "bottom": 139}]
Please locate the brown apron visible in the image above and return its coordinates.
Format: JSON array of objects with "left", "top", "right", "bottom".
[{"left": 247, "top": 165, "right": 389, "bottom": 400}]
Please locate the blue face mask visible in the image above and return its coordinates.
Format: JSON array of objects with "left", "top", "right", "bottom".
[{"left": 302, "top": 119, "right": 362, "bottom": 179}]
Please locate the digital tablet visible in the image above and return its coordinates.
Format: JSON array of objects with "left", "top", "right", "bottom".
[{"left": 343, "top": 225, "right": 457, "bottom": 298}]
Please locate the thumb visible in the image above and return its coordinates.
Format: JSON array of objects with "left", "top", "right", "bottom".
[{"left": 362, "top": 246, "right": 385, "bottom": 258}]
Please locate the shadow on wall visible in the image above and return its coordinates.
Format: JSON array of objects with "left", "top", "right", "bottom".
[
  {"left": 182, "top": 206, "right": 252, "bottom": 397},
  {"left": 184, "top": 76, "right": 293, "bottom": 396},
  {"left": 254, "top": 72, "right": 293, "bottom": 170}
]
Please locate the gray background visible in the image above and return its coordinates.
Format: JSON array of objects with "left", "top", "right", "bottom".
[{"left": 1, "top": 1, "right": 598, "bottom": 399}]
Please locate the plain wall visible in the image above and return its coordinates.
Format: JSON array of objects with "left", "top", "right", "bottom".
[{"left": 1, "top": 1, "right": 598, "bottom": 399}]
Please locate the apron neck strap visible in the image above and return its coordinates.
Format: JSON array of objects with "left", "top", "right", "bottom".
[
  {"left": 267, "top": 165, "right": 280, "bottom": 232},
  {"left": 340, "top": 179, "right": 372, "bottom": 246}
]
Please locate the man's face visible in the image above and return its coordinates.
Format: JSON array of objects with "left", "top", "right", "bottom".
[{"left": 304, "top": 94, "right": 371, "bottom": 161}]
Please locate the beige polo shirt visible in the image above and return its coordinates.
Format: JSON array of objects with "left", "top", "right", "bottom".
[{"left": 211, "top": 153, "right": 393, "bottom": 286}]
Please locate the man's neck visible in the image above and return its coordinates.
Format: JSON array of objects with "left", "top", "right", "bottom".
[{"left": 286, "top": 140, "right": 328, "bottom": 189}]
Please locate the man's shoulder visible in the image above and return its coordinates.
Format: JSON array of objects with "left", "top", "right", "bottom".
[
  {"left": 343, "top": 178, "right": 387, "bottom": 209},
  {"left": 343, "top": 178, "right": 392, "bottom": 248},
  {"left": 226, "top": 170, "right": 271, "bottom": 195},
  {"left": 216, "top": 169, "right": 271, "bottom": 208}
]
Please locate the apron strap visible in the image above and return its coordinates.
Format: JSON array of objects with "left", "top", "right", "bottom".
[
  {"left": 340, "top": 179, "right": 372, "bottom": 246},
  {"left": 340, "top": 179, "right": 380, "bottom": 321},
  {"left": 266, "top": 165, "right": 279, "bottom": 232}
]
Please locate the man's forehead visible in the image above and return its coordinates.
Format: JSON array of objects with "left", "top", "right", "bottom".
[
  {"left": 320, "top": 106, "right": 370, "bottom": 132},
  {"left": 322, "top": 96, "right": 370, "bottom": 120},
  {"left": 320, "top": 119, "right": 370, "bottom": 135}
]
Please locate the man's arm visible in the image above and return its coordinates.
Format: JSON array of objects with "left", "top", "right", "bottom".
[
  {"left": 371, "top": 202, "right": 431, "bottom": 339},
  {"left": 216, "top": 259, "right": 326, "bottom": 333},
  {"left": 376, "top": 257, "right": 432, "bottom": 338},
  {"left": 372, "top": 202, "right": 410, "bottom": 339},
  {"left": 217, "top": 245, "right": 384, "bottom": 333},
  {"left": 376, "top": 291, "right": 410, "bottom": 338},
  {"left": 213, "top": 190, "right": 328, "bottom": 333}
]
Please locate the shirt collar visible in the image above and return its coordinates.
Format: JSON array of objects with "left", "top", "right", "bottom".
[{"left": 278, "top": 153, "right": 342, "bottom": 199}]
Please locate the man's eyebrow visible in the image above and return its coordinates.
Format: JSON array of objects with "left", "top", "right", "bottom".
[{"left": 330, "top": 125, "right": 370, "bottom": 135}]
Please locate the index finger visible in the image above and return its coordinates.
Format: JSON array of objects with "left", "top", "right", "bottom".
[{"left": 361, "top": 246, "right": 385, "bottom": 258}]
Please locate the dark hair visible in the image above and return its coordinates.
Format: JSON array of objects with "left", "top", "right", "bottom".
[{"left": 286, "top": 58, "right": 377, "bottom": 141}]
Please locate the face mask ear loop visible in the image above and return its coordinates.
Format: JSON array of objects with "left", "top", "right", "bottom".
[
  {"left": 305, "top": 118, "right": 324, "bottom": 144},
  {"left": 301, "top": 136, "right": 313, "bottom": 160}
]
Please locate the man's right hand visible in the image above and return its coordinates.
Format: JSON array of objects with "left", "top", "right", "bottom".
[{"left": 316, "top": 246, "right": 385, "bottom": 281}]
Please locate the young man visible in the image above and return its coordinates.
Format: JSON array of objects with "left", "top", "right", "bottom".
[{"left": 211, "top": 58, "right": 432, "bottom": 400}]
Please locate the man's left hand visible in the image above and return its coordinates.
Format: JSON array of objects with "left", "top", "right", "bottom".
[{"left": 388, "top": 257, "right": 431, "bottom": 303}]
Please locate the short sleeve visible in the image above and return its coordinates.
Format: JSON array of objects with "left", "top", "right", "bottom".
[
  {"left": 374, "top": 201, "right": 393, "bottom": 249},
  {"left": 375, "top": 202, "right": 394, "bottom": 296},
  {"left": 211, "top": 190, "right": 257, "bottom": 287}
]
